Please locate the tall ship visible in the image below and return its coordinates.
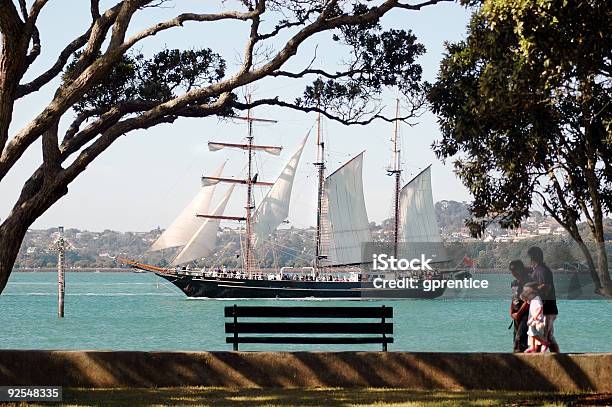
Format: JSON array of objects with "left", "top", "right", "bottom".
[{"left": 120, "top": 101, "right": 461, "bottom": 299}]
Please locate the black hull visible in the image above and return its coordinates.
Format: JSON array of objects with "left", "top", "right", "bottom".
[{"left": 158, "top": 274, "right": 446, "bottom": 299}]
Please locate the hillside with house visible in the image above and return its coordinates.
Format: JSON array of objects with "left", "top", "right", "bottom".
[{"left": 14, "top": 201, "right": 610, "bottom": 270}]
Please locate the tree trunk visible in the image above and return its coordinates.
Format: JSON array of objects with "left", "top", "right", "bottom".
[
  {"left": 594, "top": 238, "right": 612, "bottom": 298},
  {"left": 541, "top": 191, "right": 606, "bottom": 296},
  {"left": 565, "top": 222, "right": 610, "bottom": 298},
  {"left": 580, "top": 79, "right": 612, "bottom": 298},
  {"left": 589, "top": 174, "right": 611, "bottom": 296},
  {"left": 0, "top": 11, "right": 28, "bottom": 149},
  {"left": 575, "top": 239, "right": 602, "bottom": 290},
  {"left": 0, "top": 173, "right": 69, "bottom": 294},
  {"left": 0, "top": 213, "right": 31, "bottom": 294}
]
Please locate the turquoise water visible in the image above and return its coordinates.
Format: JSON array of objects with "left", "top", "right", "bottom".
[{"left": 0, "top": 272, "right": 610, "bottom": 353}]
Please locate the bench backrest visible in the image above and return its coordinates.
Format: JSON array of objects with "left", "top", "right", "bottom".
[{"left": 224, "top": 305, "right": 393, "bottom": 351}]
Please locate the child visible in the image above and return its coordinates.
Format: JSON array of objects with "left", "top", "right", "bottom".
[{"left": 520, "top": 282, "right": 549, "bottom": 353}]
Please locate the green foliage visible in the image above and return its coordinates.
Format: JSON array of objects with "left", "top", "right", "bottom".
[
  {"left": 298, "top": 20, "right": 426, "bottom": 117},
  {"left": 65, "top": 49, "right": 226, "bottom": 113},
  {"left": 428, "top": 0, "right": 611, "bottom": 237}
]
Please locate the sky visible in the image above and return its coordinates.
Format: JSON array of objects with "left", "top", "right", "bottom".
[{"left": 1, "top": 1, "right": 473, "bottom": 232}]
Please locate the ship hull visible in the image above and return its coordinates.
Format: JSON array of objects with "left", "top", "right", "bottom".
[{"left": 158, "top": 274, "right": 445, "bottom": 299}]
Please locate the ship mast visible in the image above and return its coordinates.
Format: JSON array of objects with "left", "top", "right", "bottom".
[
  {"left": 245, "top": 97, "right": 255, "bottom": 276},
  {"left": 199, "top": 94, "right": 279, "bottom": 276},
  {"left": 314, "top": 110, "right": 326, "bottom": 270},
  {"left": 390, "top": 99, "right": 402, "bottom": 258}
]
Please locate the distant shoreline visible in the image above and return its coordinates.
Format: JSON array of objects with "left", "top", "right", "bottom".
[{"left": 14, "top": 267, "right": 131, "bottom": 273}]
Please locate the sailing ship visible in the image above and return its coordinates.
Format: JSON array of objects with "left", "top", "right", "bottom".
[{"left": 120, "top": 101, "right": 458, "bottom": 299}]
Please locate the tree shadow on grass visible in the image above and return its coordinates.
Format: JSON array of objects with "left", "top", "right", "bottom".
[{"left": 60, "top": 388, "right": 612, "bottom": 407}]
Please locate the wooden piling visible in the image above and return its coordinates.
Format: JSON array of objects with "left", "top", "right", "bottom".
[{"left": 49, "top": 226, "right": 70, "bottom": 318}]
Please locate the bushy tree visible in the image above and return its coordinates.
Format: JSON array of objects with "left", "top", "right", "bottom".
[{"left": 428, "top": 0, "right": 611, "bottom": 296}]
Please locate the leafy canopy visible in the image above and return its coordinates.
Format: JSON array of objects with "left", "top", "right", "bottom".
[
  {"left": 66, "top": 49, "right": 227, "bottom": 113},
  {"left": 428, "top": 0, "right": 611, "bottom": 236},
  {"left": 66, "top": 11, "right": 427, "bottom": 123}
]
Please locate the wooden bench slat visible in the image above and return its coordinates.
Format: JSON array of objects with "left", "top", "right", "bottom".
[
  {"left": 225, "top": 322, "right": 393, "bottom": 334},
  {"left": 224, "top": 306, "right": 393, "bottom": 318},
  {"left": 225, "top": 337, "right": 394, "bottom": 344},
  {"left": 224, "top": 305, "right": 393, "bottom": 351}
]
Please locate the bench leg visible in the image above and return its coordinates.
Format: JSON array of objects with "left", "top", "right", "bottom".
[
  {"left": 382, "top": 309, "right": 388, "bottom": 352},
  {"left": 233, "top": 304, "right": 238, "bottom": 351}
]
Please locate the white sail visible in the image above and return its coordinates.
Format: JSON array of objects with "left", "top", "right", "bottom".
[
  {"left": 398, "top": 166, "right": 447, "bottom": 262},
  {"left": 172, "top": 184, "right": 236, "bottom": 265},
  {"left": 208, "top": 142, "right": 282, "bottom": 156},
  {"left": 200, "top": 177, "right": 223, "bottom": 187},
  {"left": 324, "top": 152, "right": 372, "bottom": 266},
  {"left": 200, "top": 177, "right": 242, "bottom": 187},
  {"left": 150, "top": 162, "right": 226, "bottom": 251},
  {"left": 253, "top": 134, "right": 309, "bottom": 246},
  {"left": 398, "top": 166, "right": 441, "bottom": 242}
]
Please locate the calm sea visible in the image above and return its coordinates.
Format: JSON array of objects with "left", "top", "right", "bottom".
[{"left": 1, "top": 272, "right": 610, "bottom": 353}]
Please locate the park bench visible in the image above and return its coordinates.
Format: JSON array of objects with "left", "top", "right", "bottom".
[{"left": 224, "top": 305, "right": 393, "bottom": 351}]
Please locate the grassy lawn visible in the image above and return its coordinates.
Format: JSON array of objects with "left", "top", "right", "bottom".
[{"left": 6, "top": 388, "right": 610, "bottom": 406}]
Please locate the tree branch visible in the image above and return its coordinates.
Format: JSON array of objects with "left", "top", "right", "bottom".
[
  {"left": 60, "top": 102, "right": 154, "bottom": 157},
  {"left": 17, "top": 0, "right": 27, "bottom": 21},
  {"left": 61, "top": 92, "right": 233, "bottom": 184},
  {"left": 257, "top": 5, "right": 320, "bottom": 40},
  {"left": 397, "top": 0, "right": 453, "bottom": 10},
  {"left": 16, "top": 0, "right": 127, "bottom": 99},
  {"left": 117, "top": 8, "right": 261, "bottom": 54},
  {"left": 60, "top": 95, "right": 232, "bottom": 159},
  {"left": 0, "top": 0, "right": 23, "bottom": 32},
  {"left": 28, "top": 0, "right": 50, "bottom": 21},
  {"left": 24, "top": 23, "right": 41, "bottom": 67},
  {"left": 62, "top": 108, "right": 106, "bottom": 145},
  {"left": 67, "top": 3, "right": 125, "bottom": 81},
  {"left": 0, "top": 0, "right": 26, "bottom": 153},
  {"left": 232, "top": 97, "right": 418, "bottom": 126},
  {"left": 240, "top": 0, "right": 266, "bottom": 74},
  {"left": 91, "top": 0, "right": 100, "bottom": 20},
  {"left": 271, "top": 66, "right": 365, "bottom": 80},
  {"left": 22, "top": 0, "right": 50, "bottom": 68},
  {"left": 107, "top": 0, "right": 146, "bottom": 51},
  {"left": 16, "top": 28, "right": 92, "bottom": 98},
  {"left": 41, "top": 119, "right": 61, "bottom": 176}
]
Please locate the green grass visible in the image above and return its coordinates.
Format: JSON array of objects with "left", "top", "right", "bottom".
[{"left": 6, "top": 388, "right": 610, "bottom": 407}]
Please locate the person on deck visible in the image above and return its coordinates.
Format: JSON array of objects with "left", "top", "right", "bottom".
[
  {"left": 528, "top": 246, "right": 560, "bottom": 352},
  {"left": 509, "top": 260, "right": 531, "bottom": 352}
]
